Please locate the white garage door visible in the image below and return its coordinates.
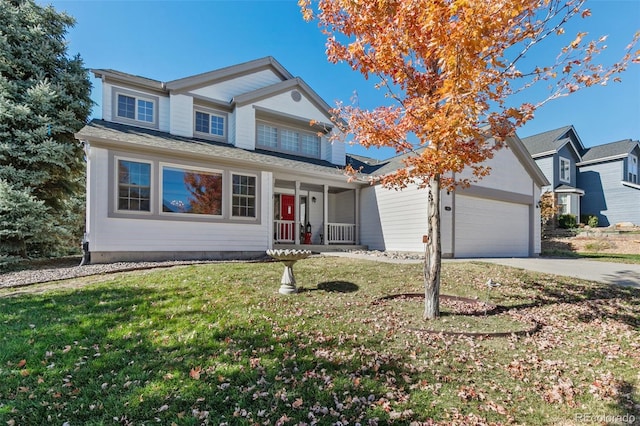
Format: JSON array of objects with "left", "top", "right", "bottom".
[{"left": 455, "top": 195, "right": 530, "bottom": 257}]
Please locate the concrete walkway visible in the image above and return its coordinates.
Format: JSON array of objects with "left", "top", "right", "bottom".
[{"left": 322, "top": 252, "right": 640, "bottom": 288}]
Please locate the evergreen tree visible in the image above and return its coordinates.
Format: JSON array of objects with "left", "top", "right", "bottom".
[{"left": 0, "top": 0, "right": 92, "bottom": 261}]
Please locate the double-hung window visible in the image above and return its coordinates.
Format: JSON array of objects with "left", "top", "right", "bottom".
[
  {"left": 194, "top": 110, "right": 226, "bottom": 139},
  {"left": 559, "top": 157, "right": 571, "bottom": 183},
  {"left": 256, "top": 121, "right": 321, "bottom": 158},
  {"left": 117, "top": 159, "right": 151, "bottom": 212},
  {"left": 232, "top": 174, "right": 256, "bottom": 218},
  {"left": 628, "top": 155, "right": 638, "bottom": 183},
  {"left": 116, "top": 92, "right": 156, "bottom": 125}
]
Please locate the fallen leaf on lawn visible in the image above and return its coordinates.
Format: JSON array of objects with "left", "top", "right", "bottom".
[
  {"left": 190, "top": 367, "right": 202, "bottom": 380},
  {"left": 17, "top": 359, "right": 26, "bottom": 368}
]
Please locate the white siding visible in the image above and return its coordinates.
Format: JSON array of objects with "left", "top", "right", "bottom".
[
  {"left": 88, "top": 147, "right": 271, "bottom": 255},
  {"left": 234, "top": 105, "right": 255, "bottom": 149},
  {"left": 190, "top": 69, "right": 283, "bottom": 101},
  {"left": 158, "top": 95, "right": 170, "bottom": 132},
  {"left": 533, "top": 185, "right": 542, "bottom": 255},
  {"left": 254, "top": 91, "right": 330, "bottom": 125},
  {"left": 102, "top": 82, "right": 113, "bottom": 121},
  {"left": 455, "top": 196, "right": 529, "bottom": 257},
  {"left": 328, "top": 134, "right": 346, "bottom": 166},
  {"left": 169, "top": 94, "right": 193, "bottom": 137},
  {"left": 458, "top": 146, "right": 533, "bottom": 196},
  {"left": 228, "top": 108, "right": 236, "bottom": 145},
  {"left": 359, "top": 183, "right": 428, "bottom": 252}
]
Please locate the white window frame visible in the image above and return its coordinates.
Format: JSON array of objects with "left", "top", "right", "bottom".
[
  {"left": 231, "top": 173, "right": 258, "bottom": 219},
  {"left": 557, "top": 193, "right": 570, "bottom": 215},
  {"left": 256, "top": 119, "right": 321, "bottom": 159},
  {"left": 112, "top": 88, "right": 159, "bottom": 129},
  {"left": 114, "top": 156, "right": 153, "bottom": 215},
  {"left": 159, "top": 162, "right": 224, "bottom": 218},
  {"left": 193, "top": 107, "right": 227, "bottom": 141},
  {"left": 559, "top": 156, "right": 571, "bottom": 183},
  {"left": 628, "top": 154, "right": 638, "bottom": 184}
]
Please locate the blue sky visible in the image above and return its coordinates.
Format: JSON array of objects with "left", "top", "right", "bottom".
[{"left": 42, "top": 0, "right": 639, "bottom": 159}]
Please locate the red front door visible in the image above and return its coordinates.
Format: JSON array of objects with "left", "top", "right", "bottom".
[{"left": 280, "top": 195, "right": 295, "bottom": 240}]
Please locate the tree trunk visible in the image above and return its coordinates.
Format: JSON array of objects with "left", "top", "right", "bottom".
[{"left": 424, "top": 175, "right": 442, "bottom": 320}]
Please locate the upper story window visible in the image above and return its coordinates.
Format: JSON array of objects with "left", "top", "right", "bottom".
[
  {"left": 256, "top": 121, "right": 321, "bottom": 159},
  {"left": 559, "top": 157, "right": 571, "bottom": 183},
  {"left": 628, "top": 154, "right": 638, "bottom": 184},
  {"left": 194, "top": 109, "right": 226, "bottom": 140},
  {"left": 113, "top": 88, "right": 158, "bottom": 128},
  {"left": 117, "top": 158, "right": 151, "bottom": 212}
]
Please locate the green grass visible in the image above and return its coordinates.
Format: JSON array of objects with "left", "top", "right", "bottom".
[{"left": 1, "top": 258, "right": 639, "bottom": 425}]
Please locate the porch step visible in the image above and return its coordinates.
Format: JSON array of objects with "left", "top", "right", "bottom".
[{"left": 274, "top": 244, "right": 368, "bottom": 253}]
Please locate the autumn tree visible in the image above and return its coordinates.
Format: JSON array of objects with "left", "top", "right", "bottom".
[
  {"left": 183, "top": 172, "right": 223, "bottom": 215},
  {"left": 0, "top": 0, "right": 92, "bottom": 264},
  {"left": 300, "top": 0, "right": 639, "bottom": 319}
]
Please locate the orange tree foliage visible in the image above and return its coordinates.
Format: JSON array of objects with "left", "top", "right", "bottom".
[
  {"left": 301, "top": 0, "right": 638, "bottom": 190},
  {"left": 301, "top": 0, "right": 638, "bottom": 319},
  {"left": 183, "top": 172, "right": 222, "bottom": 215}
]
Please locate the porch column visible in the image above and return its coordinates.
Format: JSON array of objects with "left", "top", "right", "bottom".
[
  {"left": 355, "top": 187, "right": 360, "bottom": 245},
  {"left": 323, "top": 184, "right": 329, "bottom": 246},
  {"left": 294, "top": 181, "right": 301, "bottom": 245}
]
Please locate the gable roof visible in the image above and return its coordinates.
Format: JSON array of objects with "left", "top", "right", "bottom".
[
  {"left": 348, "top": 134, "right": 549, "bottom": 187},
  {"left": 166, "top": 56, "right": 293, "bottom": 92},
  {"left": 579, "top": 139, "right": 640, "bottom": 166},
  {"left": 92, "top": 69, "right": 166, "bottom": 92},
  {"left": 521, "top": 125, "right": 585, "bottom": 159}
]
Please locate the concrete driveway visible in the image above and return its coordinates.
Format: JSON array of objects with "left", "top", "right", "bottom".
[
  {"left": 323, "top": 252, "right": 640, "bottom": 288},
  {"left": 456, "top": 257, "right": 640, "bottom": 288}
]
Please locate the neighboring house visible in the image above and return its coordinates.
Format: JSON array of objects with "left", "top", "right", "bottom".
[
  {"left": 578, "top": 139, "right": 640, "bottom": 226},
  {"left": 75, "top": 57, "right": 547, "bottom": 263},
  {"left": 521, "top": 125, "right": 586, "bottom": 219}
]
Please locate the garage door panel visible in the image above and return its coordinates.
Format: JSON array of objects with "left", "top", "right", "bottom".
[{"left": 455, "top": 196, "right": 529, "bottom": 257}]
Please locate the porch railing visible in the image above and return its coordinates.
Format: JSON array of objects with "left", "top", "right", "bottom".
[
  {"left": 328, "top": 222, "right": 356, "bottom": 244},
  {"left": 274, "top": 221, "right": 356, "bottom": 244},
  {"left": 274, "top": 220, "right": 295, "bottom": 243}
]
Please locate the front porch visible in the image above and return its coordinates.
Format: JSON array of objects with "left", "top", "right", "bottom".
[{"left": 272, "top": 177, "right": 362, "bottom": 247}]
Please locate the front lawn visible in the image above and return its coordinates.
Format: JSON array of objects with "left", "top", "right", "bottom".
[{"left": 1, "top": 258, "right": 638, "bottom": 425}]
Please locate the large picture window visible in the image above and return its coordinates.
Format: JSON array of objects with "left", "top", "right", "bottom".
[
  {"left": 162, "top": 165, "right": 222, "bottom": 215},
  {"left": 256, "top": 121, "right": 320, "bottom": 158},
  {"left": 232, "top": 174, "right": 256, "bottom": 218},
  {"left": 117, "top": 159, "right": 151, "bottom": 212}
]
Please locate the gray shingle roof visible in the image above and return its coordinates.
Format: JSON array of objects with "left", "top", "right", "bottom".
[
  {"left": 76, "top": 120, "right": 548, "bottom": 187},
  {"left": 580, "top": 139, "right": 639, "bottom": 163},
  {"left": 520, "top": 125, "right": 574, "bottom": 156},
  {"left": 76, "top": 120, "right": 353, "bottom": 180}
]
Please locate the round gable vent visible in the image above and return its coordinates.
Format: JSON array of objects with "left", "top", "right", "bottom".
[{"left": 291, "top": 90, "right": 302, "bottom": 102}]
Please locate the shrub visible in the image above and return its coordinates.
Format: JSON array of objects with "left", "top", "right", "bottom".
[
  {"left": 558, "top": 214, "right": 577, "bottom": 229},
  {"left": 580, "top": 214, "right": 599, "bottom": 228}
]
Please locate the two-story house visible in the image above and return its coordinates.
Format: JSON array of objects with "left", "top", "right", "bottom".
[
  {"left": 75, "top": 57, "right": 547, "bottom": 262},
  {"left": 578, "top": 139, "right": 640, "bottom": 226},
  {"left": 521, "top": 125, "right": 586, "bottom": 218}
]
